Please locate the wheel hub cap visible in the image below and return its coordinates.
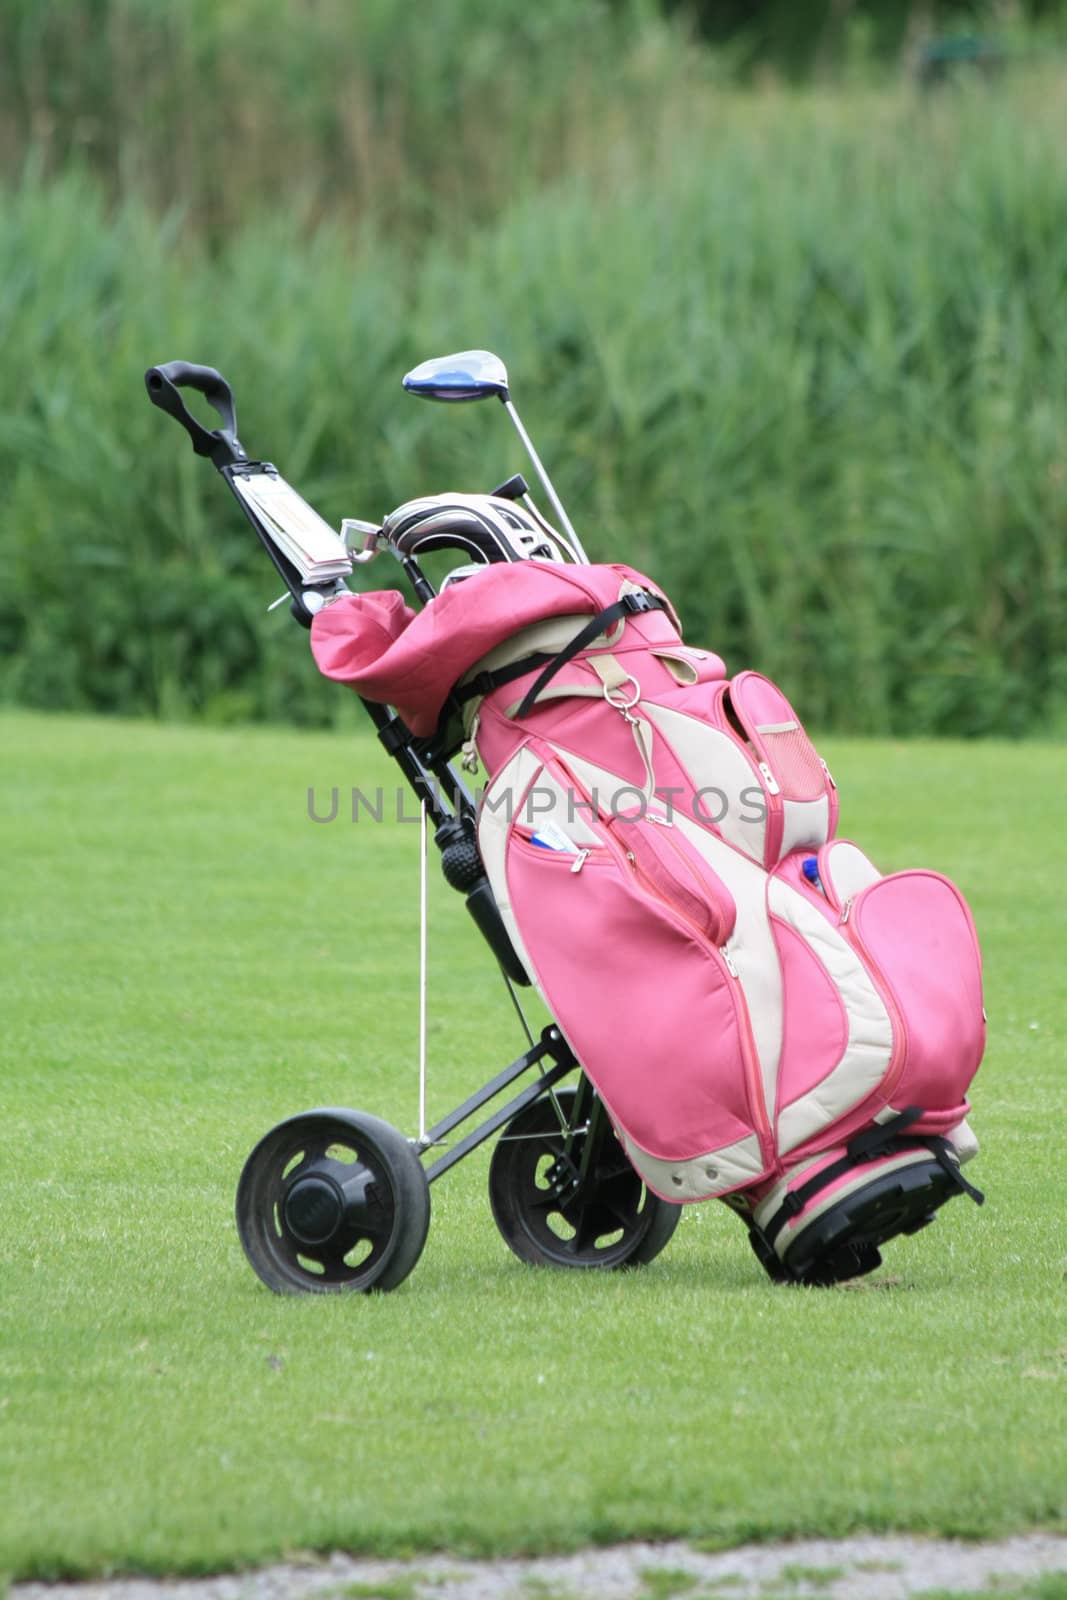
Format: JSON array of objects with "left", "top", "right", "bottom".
[{"left": 284, "top": 1175, "right": 343, "bottom": 1245}]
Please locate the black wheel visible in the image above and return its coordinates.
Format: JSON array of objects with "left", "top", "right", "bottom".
[
  {"left": 235, "top": 1108, "right": 430, "bottom": 1294},
  {"left": 488, "top": 1084, "right": 682, "bottom": 1269}
]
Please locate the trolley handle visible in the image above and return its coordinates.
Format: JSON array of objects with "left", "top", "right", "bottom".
[{"left": 144, "top": 361, "right": 247, "bottom": 469}]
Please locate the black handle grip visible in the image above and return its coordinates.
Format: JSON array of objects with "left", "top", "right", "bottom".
[{"left": 144, "top": 360, "right": 246, "bottom": 467}]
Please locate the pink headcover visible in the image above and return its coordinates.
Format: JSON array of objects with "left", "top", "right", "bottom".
[{"left": 309, "top": 562, "right": 674, "bottom": 735}]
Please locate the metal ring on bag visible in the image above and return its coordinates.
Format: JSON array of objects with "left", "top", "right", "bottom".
[{"left": 604, "top": 674, "right": 641, "bottom": 712}]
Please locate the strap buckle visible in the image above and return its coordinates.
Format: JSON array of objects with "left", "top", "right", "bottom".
[{"left": 621, "top": 591, "right": 658, "bottom": 615}]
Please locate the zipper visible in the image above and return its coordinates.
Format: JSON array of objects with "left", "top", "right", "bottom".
[
  {"left": 725, "top": 675, "right": 840, "bottom": 857},
  {"left": 621, "top": 849, "right": 772, "bottom": 1163},
  {"left": 630, "top": 816, "right": 727, "bottom": 924},
  {"left": 637, "top": 697, "right": 780, "bottom": 870},
  {"left": 661, "top": 826, "right": 723, "bottom": 915},
  {"left": 715, "top": 681, "right": 783, "bottom": 863},
  {"left": 509, "top": 831, "right": 602, "bottom": 869},
  {"left": 512, "top": 749, "right": 772, "bottom": 1169},
  {"left": 757, "top": 760, "right": 780, "bottom": 797},
  {"left": 617, "top": 820, "right": 737, "bottom": 947}
]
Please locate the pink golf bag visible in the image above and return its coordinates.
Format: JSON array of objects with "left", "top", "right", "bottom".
[
  {"left": 146, "top": 350, "right": 986, "bottom": 1294},
  {"left": 312, "top": 556, "right": 985, "bottom": 1285}
]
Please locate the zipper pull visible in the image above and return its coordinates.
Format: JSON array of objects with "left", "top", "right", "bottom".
[
  {"left": 820, "top": 756, "right": 836, "bottom": 790},
  {"left": 645, "top": 810, "right": 673, "bottom": 827},
  {"left": 721, "top": 944, "right": 739, "bottom": 977},
  {"left": 757, "top": 760, "right": 781, "bottom": 796},
  {"left": 839, "top": 897, "right": 852, "bottom": 925},
  {"left": 571, "top": 849, "right": 590, "bottom": 874}
]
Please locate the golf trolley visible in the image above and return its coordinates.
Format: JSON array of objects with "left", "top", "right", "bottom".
[{"left": 145, "top": 353, "right": 683, "bottom": 1294}]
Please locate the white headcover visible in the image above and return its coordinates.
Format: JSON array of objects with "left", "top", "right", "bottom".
[{"left": 382, "top": 493, "right": 564, "bottom": 581}]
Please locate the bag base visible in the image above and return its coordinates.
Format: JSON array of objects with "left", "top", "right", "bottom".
[{"left": 739, "top": 1144, "right": 980, "bottom": 1287}]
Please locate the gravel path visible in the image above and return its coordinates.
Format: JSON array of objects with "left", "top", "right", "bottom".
[{"left": 13, "top": 1536, "right": 1067, "bottom": 1600}]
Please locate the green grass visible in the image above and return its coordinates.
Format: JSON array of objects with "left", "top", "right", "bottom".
[
  {"left": 1, "top": 711, "right": 1065, "bottom": 1580},
  {"left": 336, "top": 1580, "right": 423, "bottom": 1600},
  {"left": 774, "top": 1566, "right": 847, "bottom": 1588},
  {"left": 638, "top": 1567, "right": 702, "bottom": 1599},
  {"left": 925, "top": 1581, "right": 1067, "bottom": 1600}
]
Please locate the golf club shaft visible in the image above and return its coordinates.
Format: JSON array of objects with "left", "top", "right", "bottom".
[{"left": 501, "top": 398, "right": 589, "bottom": 563}]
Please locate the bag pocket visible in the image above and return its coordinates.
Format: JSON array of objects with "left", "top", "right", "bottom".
[
  {"left": 724, "top": 672, "right": 838, "bottom": 863},
  {"left": 607, "top": 807, "right": 736, "bottom": 946},
  {"left": 815, "top": 839, "right": 881, "bottom": 908},
  {"left": 842, "top": 870, "right": 985, "bottom": 1114},
  {"left": 504, "top": 778, "right": 764, "bottom": 1168},
  {"left": 769, "top": 914, "right": 851, "bottom": 1127}
]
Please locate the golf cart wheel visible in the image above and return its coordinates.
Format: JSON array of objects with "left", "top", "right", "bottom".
[
  {"left": 236, "top": 1108, "right": 430, "bottom": 1294},
  {"left": 488, "top": 1086, "right": 681, "bottom": 1269}
]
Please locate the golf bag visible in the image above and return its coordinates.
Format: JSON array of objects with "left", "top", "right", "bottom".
[{"left": 311, "top": 555, "right": 986, "bottom": 1284}]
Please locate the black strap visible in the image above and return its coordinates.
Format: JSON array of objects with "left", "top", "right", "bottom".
[
  {"left": 452, "top": 589, "right": 667, "bottom": 714},
  {"left": 454, "top": 651, "right": 556, "bottom": 706},
  {"left": 512, "top": 591, "right": 667, "bottom": 720},
  {"left": 847, "top": 1106, "right": 924, "bottom": 1159},
  {"left": 761, "top": 1107, "right": 983, "bottom": 1248},
  {"left": 763, "top": 1108, "right": 925, "bottom": 1247},
  {"left": 918, "top": 1136, "right": 986, "bottom": 1206},
  {"left": 762, "top": 1154, "right": 856, "bottom": 1245},
  {"left": 855, "top": 1107, "right": 984, "bottom": 1206},
  {"left": 720, "top": 1195, "right": 797, "bottom": 1282}
]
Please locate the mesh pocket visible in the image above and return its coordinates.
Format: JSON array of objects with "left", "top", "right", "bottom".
[{"left": 758, "top": 724, "right": 827, "bottom": 801}]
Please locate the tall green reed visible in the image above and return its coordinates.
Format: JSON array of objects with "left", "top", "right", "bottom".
[
  {"left": 0, "top": 0, "right": 697, "bottom": 237},
  {"left": 1, "top": 72, "right": 1065, "bottom": 733}
]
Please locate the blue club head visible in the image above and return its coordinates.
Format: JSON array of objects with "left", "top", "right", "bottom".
[{"left": 402, "top": 350, "right": 509, "bottom": 403}]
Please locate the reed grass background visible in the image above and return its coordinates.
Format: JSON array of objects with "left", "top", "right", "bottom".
[{"left": 2, "top": 0, "right": 1066, "bottom": 735}]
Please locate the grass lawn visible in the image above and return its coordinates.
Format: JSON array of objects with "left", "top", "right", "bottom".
[{"left": 1, "top": 709, "right": 1065, "bottom": 1581}]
